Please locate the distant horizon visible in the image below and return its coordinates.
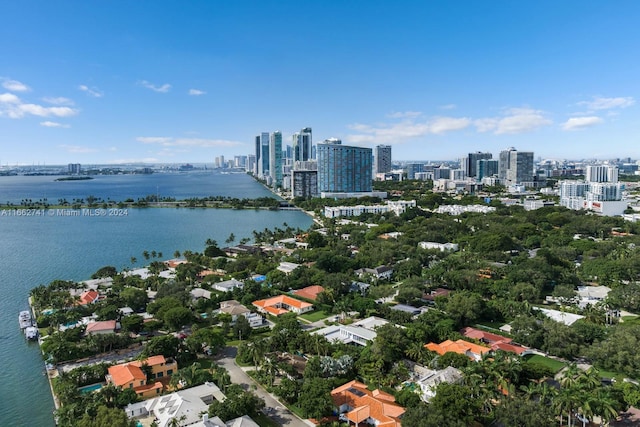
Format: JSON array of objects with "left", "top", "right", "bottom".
[
  {"left": 2, "top": 154, "right": 639, "bottom": 170},
  {"left": 2, "top": 2, "right": 640, "bottom": 164}
]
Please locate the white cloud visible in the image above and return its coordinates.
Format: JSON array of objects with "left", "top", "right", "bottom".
[
  {"left": 58, "top": 144, "right": 97, "bottom": 153},
  {"left": 429, "top": 116, "right": 471, "bottom": 134},
  {"left": 439, "top": 104, "right": 457, "bottom": 110},
  {"left": 40, "top": 121, "right": 70, "bottom": 128},
  {"left": 78, "top": 85, "right": 103, "bottom": 98},
  {"left": 188, "top": 89, "right": 206, "bottom": 96},
  {"left": 2, "top": 78, "right": 30, "bottom": 92},
  {"left": 347, "top": 115, "right": 470, "bottom": 144},
  {"left": 0, "top": 92, "right": 20, "bottom": 104},
  {"left": 387, "top": 111, "right": 422, "bottom": 119},
  {"left": 475, "top": 108, "right": 552, "bottom": 134},
  {"left": 1, "top": 93, "right": 79, "bottom": 119},
  {"left": 578, "top": 96, "right": 635, "bottom": 110},
  {"left": 111, "top": 157, "right": 159, "bottom": 164},
  {"left": 136, "top": 136, "right": 243, "bottom": 148},
  {"left": 43, "top": 97, "right": 74, "bottom": 106},
  {"left": 19, "top": 104, "right": 78, "bottom": 118},
  {"left": 139, "top": 80, "right": 171, "bottom": 93},
  {"left": 137, "top": 136, "right": 173, "bottom": 144},
  {"left": 562, "top": 116, "right": 604, "bottom": 131}
]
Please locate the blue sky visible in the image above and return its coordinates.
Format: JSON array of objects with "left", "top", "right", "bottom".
[{"left": 1, "top": 1, "right": 639, "bottom": 165}]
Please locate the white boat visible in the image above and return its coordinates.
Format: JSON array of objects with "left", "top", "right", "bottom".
[
  {"left": 19, "top": 310, "right": 32, "bottom": 329},
  {"left": 25, "top": 326, "right": 38, "bottom": 340}
]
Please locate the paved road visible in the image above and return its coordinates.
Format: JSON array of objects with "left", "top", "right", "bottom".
[{"left": 216, "top": 347, "right": 313, "bottom": 427}]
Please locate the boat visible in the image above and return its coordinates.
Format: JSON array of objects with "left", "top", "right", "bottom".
[
  {"left": 25, "top": 326, "right": 39, "bottom": 340},
  {"left": 19, "top": 310, "right": 32, "bottom": 329}
]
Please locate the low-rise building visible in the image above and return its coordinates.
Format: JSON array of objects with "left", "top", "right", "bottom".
[
  {"left": 311, "top": 316, "right": 389, "bottom": 346},
  {"left": 292, "top": 285, "right": 325, "bottom": 301},
  {"left": 124, "top": 382, "right": 227, "bottom": 427},
  {"left": 107, "top": 355, "right": 177, "bottom": 399},
  {"left": 332, "top": 380, "right": 404, "bottom": 427},
  {"left": 252, "top": 295, "right": 313, "bottom": 316},
  {"left": 85, "top": 320, "right": 118, "bottom": 335},
  {"left": 211, "top": 278, "right": 244, "bottom": 293},
  {"left": 415, "top": 366, "right": 463, "bottom": 402},
  {"left": 419, "top": 241, "right": 459, "bottom": 252},
  {"left": 355, "top": 265, "right": 393, "bottom": 280},
  {"left": 425, "top": 339, "right": 491, "bottom": 361}
]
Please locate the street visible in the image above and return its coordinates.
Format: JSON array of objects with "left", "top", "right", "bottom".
[{"left": 216, "top": 346, "right": 314, "bottom": 427}]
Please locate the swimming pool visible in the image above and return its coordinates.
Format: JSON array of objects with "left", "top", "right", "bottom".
[{"left": 78, "top": 383, "right": 103, "bottom": 394}]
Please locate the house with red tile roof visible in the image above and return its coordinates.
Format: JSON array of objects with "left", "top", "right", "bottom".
[
  {"left": 460, "top": 327, "right": 527, "bottom": 355},
  {"left": 106, "top": 355, "right": 177, "bottom": 399},
  {"left": 292, "top": 285, "right": 325, "bottom": 301},
  {"left": 425, "top": 339, "right": 491, "bottom": 361},
  {"left": 252, "top": 295, "right": 313, "bottom": 316},
  {"left": 85, "top": 320, "right": 117, "bottom": 335},
  {"left": 331, "top": 380, "right": 404, "bottom": 427},
  {"left": 79, "top": 290, "right": 100, "bottom": 305}
]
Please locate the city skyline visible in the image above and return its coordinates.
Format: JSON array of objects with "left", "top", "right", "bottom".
[{"left": 1, "top": 1, "right": 640, "bottom": 164}]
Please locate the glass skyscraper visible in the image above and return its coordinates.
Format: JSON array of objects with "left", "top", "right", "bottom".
[{"left": 317, "top": 139, "right": 372, "bottom": 193}]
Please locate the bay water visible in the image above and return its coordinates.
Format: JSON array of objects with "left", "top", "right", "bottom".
[{"left": 0, "top": 172, "right": 313, "bottom": 426}]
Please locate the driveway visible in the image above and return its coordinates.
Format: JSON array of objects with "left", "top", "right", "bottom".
[{"left": 216, "top": 346, "right": 313, "bottom": 427}]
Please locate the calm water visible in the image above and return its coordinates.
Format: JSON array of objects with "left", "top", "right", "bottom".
[
  {"left": 0, "top": 173, "right": 312, "bottom": 426},
  {"left": 0, "top": 171, "right": 274, "bottom": 204}
]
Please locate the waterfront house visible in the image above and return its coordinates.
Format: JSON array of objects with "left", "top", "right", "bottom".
[
  {"left": 107, "top": 355, "right": 177, "bottom": 399},
  {"left": 252, "top": 295, "right": 313, "bottom": 316},
  {"left": 331, "top": 380, "right": 405, "bottom": 427},
  {"left": 79, "top": 290, "right": 100, "bottom": 305}
]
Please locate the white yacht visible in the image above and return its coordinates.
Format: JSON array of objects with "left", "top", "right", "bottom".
[
  {"left": 25, "top": 326, "right": 38, "bottom": 340},
  {"left": 19, "top": 310, "right": 32, "bottom": 329}
]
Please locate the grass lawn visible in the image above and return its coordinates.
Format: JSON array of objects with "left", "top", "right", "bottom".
[
  {"left": 523, "top": 354, "right": 566, "bottom": 373},
  {"left": 598, "top": 370, "right": 627, "bottom": 381},
  {"left": 474, "top": 321, "right": 507, "bottom": 331},
  {"left": 299, "top": 310, "right": 331, "bottom": 322}
]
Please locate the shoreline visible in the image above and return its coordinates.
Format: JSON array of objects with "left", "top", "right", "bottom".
[{"left": 28, "top": 296, "right": 61, "bottom": 413}]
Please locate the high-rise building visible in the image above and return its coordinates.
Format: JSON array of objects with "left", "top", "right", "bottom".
[
  {"left": 269, "top": 131, "right": 283, "bottom": 187},
  {"left": 68, "top": 163, "right": 81, "bottom": 174},
  {"left": 463, "top": 152, "right": 492, "bottom": 177},
  {"left": 246, "top": 154, "right": 256, "bottom": 173},
  {"left": 477, "top": 159, "right": 499, "bottom": 182},
  {"left": 317, "top": 139, "right": 372, "bottom": 193},
  {"left": 292, "top": 127, "right": 313, "bottom": 162},
  {"left": 585, "top": 165, "right": 619, "bottom": 183},
  {"left": 405, "top": 163, "right": 424, "bottom": 179},
  {"left": 374, "top": 145, "right": 392, "bottom": 174},
  {"left": 291, "top": 169, "right": 318, "bottom": 198},
  {"left": 499, "top": 147, "right": 534, "bottom": 185},
  {"left": 256, "top": 132, "right": 270, "bottom": 177}
]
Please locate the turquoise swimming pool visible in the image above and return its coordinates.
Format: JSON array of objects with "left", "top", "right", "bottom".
[{"left": 78, "top": 383, "right": 103, "bottom": 394}]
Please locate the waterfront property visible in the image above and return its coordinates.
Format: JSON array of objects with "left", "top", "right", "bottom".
[{"left": 107, "top": 355, "right": 177, "bottom": 399}]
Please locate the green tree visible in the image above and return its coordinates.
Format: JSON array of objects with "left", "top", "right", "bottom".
[
  {"left": 298, "top": 377, "right": 334, "bottom": 420},
  {"left": 77, "top": 405, "right": 135, "bottom": 427},
  {"left": 120, "top": 314, "right": 144, "bottom": 334}
]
